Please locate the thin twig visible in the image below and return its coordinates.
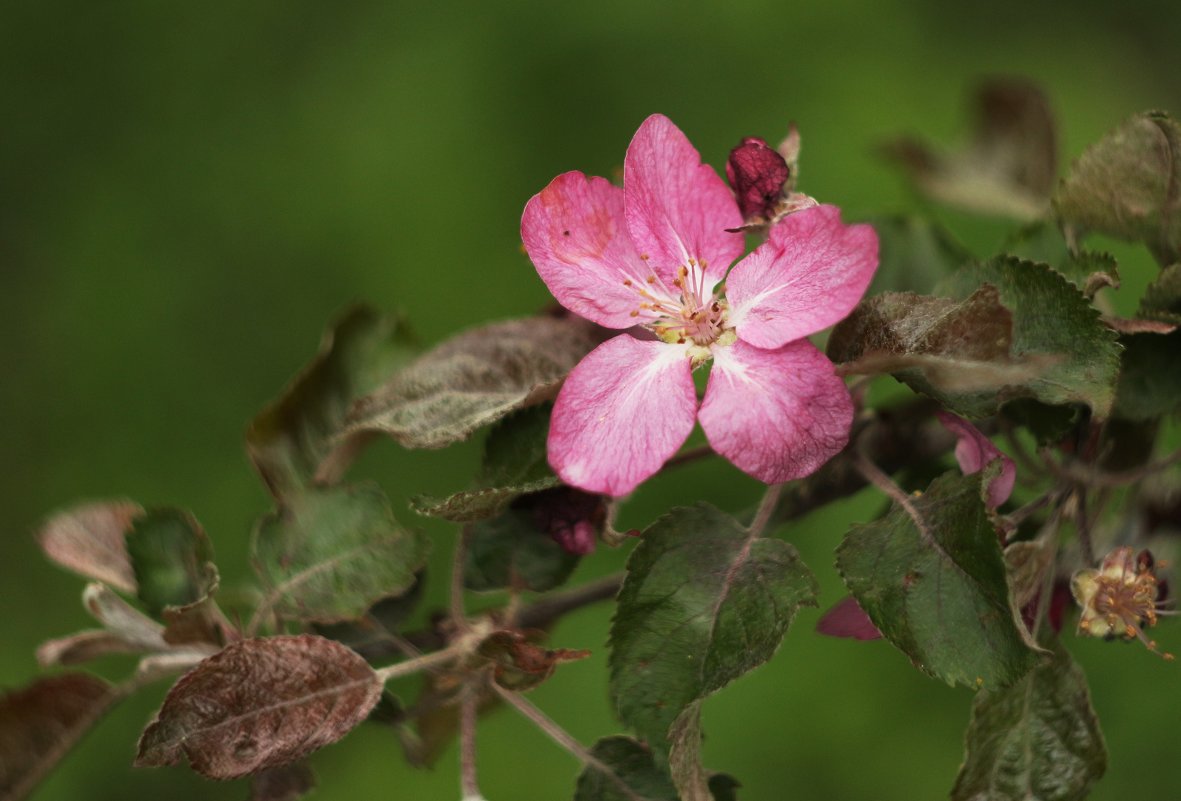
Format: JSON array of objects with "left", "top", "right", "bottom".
[
  {"left": 489, "top": 682, "right": 648, "bottom": 801},
  {"left": 663, "top": 444, "right": 714, "bottom": 470},
  {"left": 374, "top": 645, "right": 464, "bottom": 684},
  {"left": 1006, "top": 490, "right": 1058, "bottom": 527},
  {"left": 1073, "top": 487, "right": 1097, "bottom": 567},
  {"left": 514, "top": 573, "right": 623, "bottom": 630},
  {"left": 452, "top": 525, "right": 473, "bottom": 632},
  {"left": 459, "top": 679, "right": 483, "bottom": 801},
  {"left": 748, "top": 483, "right": 784, "bottom": 536},
  {"left": 852, "top": 450, "right": 928, "bottom": 536}
]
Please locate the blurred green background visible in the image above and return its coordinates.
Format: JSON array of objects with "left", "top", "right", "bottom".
[{"left": 4, "top": 1, "right": 1181, "bottom": 799}]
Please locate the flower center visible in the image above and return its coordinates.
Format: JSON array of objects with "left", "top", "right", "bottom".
[{"left": 625, "top": 262, "right": 731, "bottom": 348}]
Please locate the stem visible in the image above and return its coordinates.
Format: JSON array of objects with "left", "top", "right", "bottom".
[
  {"left": 374, "top": 642, "right": 463, "bottom": 683},
  {"left": 512, "top": 572, "right": 623, "bottom": 630},
  {"left": 1073, "top": 487, "right": 1097, "bottom": 567},
  {"left": 459, "top": 680, "right": 482, "bottom": 800},
  {"left": 489, "top": 682, "right": 648, "bottom": 801},
  {"left": 748, "top": 483, "right": 784, "bottom": 536},
  {"left": 853, "top": 450, "right": 928, "bottom": 536},
  {"left": 663, "top": 444, "right": 715, "bottom": 470},
  {"left": 452, "top": 526, "right": 473, "bottom": 632}
]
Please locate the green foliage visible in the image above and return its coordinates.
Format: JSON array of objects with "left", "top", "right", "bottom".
[
  {"left": 1113, "top": 331, "right": 1181, "bottom": 420},
  {"left": 952, "top": 641, "right": 1107, "bottom": 801},
  {"left": 126, "top": 509, "right": 218, "bottom": 618},
  {"left": 837, "top": 471, "right": 1043, "bottom": 689},
  {"left": 1139, "top": 262, "right": 1181, "bottom": 323},
  {"left": 412, "top": 405, "right": 560, "bottom": 523},
  {"left": 865, "top": 215, "right": 973, "bottom": 295},
  {"left": 609, "top": 504, "right": 818, "bottom": 765},
  {"left": 251, "top": 483, "right": 429, "bottom": 624},
  {"left": 464, "top": 507, "right": 579, "bottom": 593},
  {"left": 574, "top": 736, "right": 678, "bottom": 801},
  {"left": 1054, "top": 111, "right": 1181, "bottom": 266}
]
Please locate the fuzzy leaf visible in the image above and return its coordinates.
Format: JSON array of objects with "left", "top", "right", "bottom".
[
  {"left": 126, "top": 509, "right": 219, "bottom": 618},
  {"left": 35, "top": 500, "right": 141, "bottom": 593},
  {"left": 865, "top": 215, "right": 973, "bottom": 296},
  {"left": 1113, "top": 331, "right": 1181, "bottom": 420},
  {"left": 250, "top": 762, "right": 316, "bottom": 801},
  {"left": 883, "top": 79, "right": 1056, "bottom": 220},
  {"left": 574, "top": 736, "right": 678, "bottom": 801},
  {"left": 343, "top": 315, "right": 600, "bottom": 449},
  {"left": 1002, "top": 222, "right": 1120, "bottom": 298},
  {"left": 1053, "top": 111, "right": 1181, "bottom": 266},
  {"left": 136, "top": 635, "right": 381, "bottom": 779},
  {"left": 610, "top": 504, "right": 817, "bottom": 762},
  {"left": 37, "top": 583, "right": 170, "bottom": 667},
  {"left": 0, "top": 673, "right": 120, "bottom": 801},
  {"left": 952, "top": 641, "right": 1106, "bottom": 801},
  {"left": 836, "top": 471, "right": 1043, "bottom": 689},
  {"left": 464, "top": 506, "right": 580, "bottom": 593},
  {"left": 828, "top": 286, "right": 1047, "bottom": 417},
  {"left": 1139, "top": 263, "right": 1181, "bottom": 323},
  {"left": 247, "top": 305, "right": 416, "bottom": 499},
  {"left": 938, "top": 257, "right": 1122, "bottom": 418},
  {"left": 412, "top": 404, "right": 561, "bottom": 522},
  {"left": 252, "top": 483, "right": 430, "bottom": 624}
]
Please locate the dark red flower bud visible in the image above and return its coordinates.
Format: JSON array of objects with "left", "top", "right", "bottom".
[
  {"left": 519, "top": 487, "right": 606, "bottom": 556},
  {"left": 726, "top": 136, "right": 790, "bottom": 222}
]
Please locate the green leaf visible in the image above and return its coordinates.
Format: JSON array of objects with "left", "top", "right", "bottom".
[
  {"left": 610, "top": 504, "right": 817, "bottom": 763},
  {"left": 464, "top": 505, "right": 580, "bottom": 593},
  {"left": 343, "top": 315, "right": 601, "bottom": 449},
  {"left": 938, "top": 257, "right": 1122, "bottom": 418},
  {"left": 1003, "top": 222, "right": 1119, "bottom": 298},
  {"left": 412, "top": 404, "right": 561, "bottom": 522},
  {"left": 1053, "top": 111, "right": 1181, "bottom": 266},
  {"left": 574, "top": 736, "right": 678, "bottom": 801},
  {"left": 126, "top": 509, "right": 218, "bottom": 618},
  {"left": 865, "top": 215, "right": 973, "bottom": 296},
  {"left": 247, "top": 305, "right": 417, "bottom": 499},
  {"left": 999, "top": 399, "right": 1080, "bottom": 446},
  {"left": 828, "top": 286, "right": 1047, "bottom": 418},
  {"left": 1113, "top": 331, "right": 1181, "bottom": 420},
  {"left": 1139, "top": 263, "right": 1181, "bottom": 323},
  {"left": 251, "top": 483, "right": 430, "bottom": 624},
  {"left": 952, "top": 641, "right": 1106, "bottom": 801},
  {"left": 836, "top": 471, "right": 1043, "bottom": 689},
  {"left": 882, "top": 79, "right": 1056, "bottom": 220}
]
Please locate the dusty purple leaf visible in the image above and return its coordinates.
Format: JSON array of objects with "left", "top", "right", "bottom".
[
  {"left": 35, "top": 500, "right": 142, "bottom": 593},
  {"left": 136, "top": 635, "right": 382, "bottom": 780},
  {"left": 815, "top": 596, "right": 883, "bottom": 641},
  {"left": 250, "top": 762, "right": 316, "bottom": 801},
  {"left": 0, "top": 673, "right": 120, "bottom": 801},
  {"left": 37, "top": 583, "right": 169, "bottom": 668}
]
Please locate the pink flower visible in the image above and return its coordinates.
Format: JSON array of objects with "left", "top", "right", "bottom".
[
  {"left": 935, "top": 411, "right": 1016, "bottom": 510},
  {"left": 521, "top": 115, "right": 878, "bottom": 496}
]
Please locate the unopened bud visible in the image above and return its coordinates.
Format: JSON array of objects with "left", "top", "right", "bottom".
[
  {"left": 726, "top": 136, "right": 790, "bottom": 223},
  {"left": 518, "top": 487, "right": 606, "bottom": 555}
]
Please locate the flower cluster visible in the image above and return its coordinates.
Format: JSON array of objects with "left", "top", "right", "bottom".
[{"left": 522, "top": 115, "right": 878, "bottom": 496}]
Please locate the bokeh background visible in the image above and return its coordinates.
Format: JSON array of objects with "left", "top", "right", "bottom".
[{"left": 4, "top": 1, "right": 1181, "bottom": 799}]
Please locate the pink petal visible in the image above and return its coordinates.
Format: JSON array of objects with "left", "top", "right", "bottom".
[
  {"left": 522, "top": 171, "right": 674, "bottom": 329},
  {"left": 726, "top": 205, "right": 879, "bottom": 349},
  {"left": 624, "top": 115, "right": 745, "bottom": 291},
  {"left": 698, "top": 339, "right": 853, "bottom": 484},
  {"left": 935, "top": 411, "right": 1016, "bottom": 508},
  {"left": 548, "top": 334, "right": 697, "bottom": 497},
  {"left": 815, "top": 596, "right": 883, "bottom": 640}
]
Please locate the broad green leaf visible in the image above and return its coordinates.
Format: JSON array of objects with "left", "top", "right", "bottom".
[
  {"left": 952, "top": 641, "right": 1106, "bottom": 801},
  {"left": 1139, "top": 263, "right": 1181, "bottom": 323},
  {"left": 252, "top": 483, "right": 429, "bottom": 624},
  {"left": 999, "top": 399, "right": 1079, "bottom": 446},
  {"left": 939, "top": 257, "right": 1122, "bottom": 418},
  {"left": 343, "top": 315, "right": 601, "bottom": 449},
  {"left": 865, "top": 215, "right": 973, "bottom": 296},
  {"left": 1053, "top": 111, "right": 1181, "bottom": 266},
  {"left": 1113, "top": 331, "right": 1181, "bottom": 420},
  {"left": 412, "top": 404, "right": 560, "bottom": 522},
  {"left": 126, "top": 509, "right": 218, "bottom": 618},
  {"left": 0, "top": 673, "right": 120, "bottom": 801},
  {"left": 247, "top": 305, "right": 417, "bottom": 499},
  {"left": 610, "top": 504, "right": 817, "bottom": 762},
  {"left": 828, "top": 286, "right": 1047, "bottom": 417},
  {"left": 1003, "top": 222, "right": 1119, "bottom": 298},
  {"left": 574, "top": 736, "right": 677, "bottom": 801},
  {"left": 136, "top": 635, "right": 381, "bottom": 780},
  {"left": 464, "top": 505, "right": 580, "bottom": 593},
  {"left": 836, "top": 471, "right": 1043, "bottom": 689},
  {"left": 882, "top": 79, "right": 1056, "bottom": 220}
]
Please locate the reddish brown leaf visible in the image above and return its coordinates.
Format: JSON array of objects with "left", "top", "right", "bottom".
[
  {"left": 136, "top": 635, "right": 381, "bottom": 779},
  {"left": 250, "top": 762, "right": 316, "bottom": 801},
  {"left": 478, "top": 630, "right": 590, "bottom": 691},
  {"left": 0, "top": 673, "right": 120, "bottom": 801},
  {"left": 36, "top": 500, "right": 141, "bottom": 593},
  {"left": 36, "top": 630, "right": 144, "bottom": 668}
]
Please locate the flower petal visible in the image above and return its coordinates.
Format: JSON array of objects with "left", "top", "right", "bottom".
[
  {"left": 935, "top": 411, "right": 1016, "bottom": 508},
  {"left": 727, "top": 205, "right": 879, "bottom": 349},
  {"left": 815, "top": 596, "right": 883, "bottom": 641},
  {"left": 548, "top": 334, "right": 697, "bottom": 496},
  {"left": 624, "top": 114, "right": 744, "bottom": 290},
  {"left": 522, "top": 171, "right": 673, "bottom": 329},
  {"left": 699, "top": 339, "right": 852, "bottom": 483}
]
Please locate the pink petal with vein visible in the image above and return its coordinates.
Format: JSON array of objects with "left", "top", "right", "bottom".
[
  {"left": 522, "top": 171, "right": 672, "bottom": 329},
  {"left": 624, "top": 114, "right": 744, "bottom": 290},
  {"left": 698, "top": 339, "right": 853, "bottom": 484},
  {"left": 936, "top": 411, "right": 1016, "bottom": 508},
  {"left": 816, "top": 596, "right": 883, "bottom": 640},
  {"left": 726, "top": 205, "right": 879, "bottom": 349},
  {"left": 548, "top": 335, "right": 697, "bottom": 496}
]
